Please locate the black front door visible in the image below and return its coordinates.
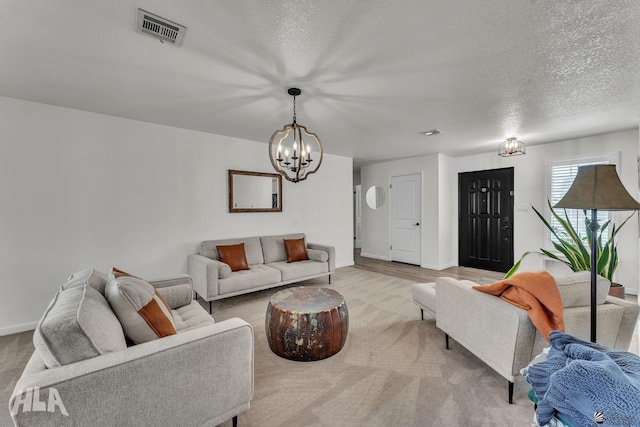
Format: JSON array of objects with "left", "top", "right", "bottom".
[{"left": 458, "top": 167, "right": 514, "bottom": 273}]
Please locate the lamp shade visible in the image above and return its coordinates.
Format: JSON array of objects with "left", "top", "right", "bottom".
[{"left": 553, "top": 164, "right": 640, "bottom": 210}]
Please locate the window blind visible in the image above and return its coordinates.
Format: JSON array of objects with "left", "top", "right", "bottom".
[{"left": 549, "top": 158, "right": 611, "bottom": 244}]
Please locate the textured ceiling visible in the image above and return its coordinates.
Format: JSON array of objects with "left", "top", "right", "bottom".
[{"left": 1, "top": 1, "right": 639, "bottom": 168}]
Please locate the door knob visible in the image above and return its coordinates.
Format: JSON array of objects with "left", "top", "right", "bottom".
[{"left": 414, "top": 223, "right": 420, "bottom": 226}]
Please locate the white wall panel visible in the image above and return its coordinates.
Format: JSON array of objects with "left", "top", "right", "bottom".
[{"left": 0, "top": 97, "right": 353, "bottom": 334}]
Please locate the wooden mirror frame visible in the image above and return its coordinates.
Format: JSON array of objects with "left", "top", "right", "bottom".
[{"left": 228, "top": 170, "right": 282, "bottom": 213}]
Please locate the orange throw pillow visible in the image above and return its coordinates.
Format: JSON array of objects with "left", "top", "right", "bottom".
[
  {"left": 111, "top": 267, "right": 141, "bottom": 279},
  {"left": 284, "top": 238, "right": 309, "bottom": 263},
  {"left": 217, "top": 243, "right": 250, "bottom": 272}
]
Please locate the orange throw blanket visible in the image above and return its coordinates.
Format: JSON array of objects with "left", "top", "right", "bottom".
[{"left": 472, "top": 271, "right": 565, "bottom": 342}]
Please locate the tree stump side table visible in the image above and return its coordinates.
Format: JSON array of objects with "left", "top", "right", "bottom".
[{"left": 266, "top": 286, "right": 349, "bottom": 361}]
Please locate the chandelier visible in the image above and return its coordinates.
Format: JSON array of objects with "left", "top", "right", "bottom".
[
  {"left": 269, "top": 88, "right": 323, "bottom": 183},
  {"left": 498, "top": 137, "right": 525, "bottom": 157}
]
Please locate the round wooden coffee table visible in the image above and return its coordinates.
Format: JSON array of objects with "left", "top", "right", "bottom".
[{"left": 266, "top": 286, "right": 349, "bottom": 361}]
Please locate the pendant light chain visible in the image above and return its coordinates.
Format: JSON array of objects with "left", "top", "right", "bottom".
[{"left": 292, "top": 94, "right": 297, "bottom": 125}]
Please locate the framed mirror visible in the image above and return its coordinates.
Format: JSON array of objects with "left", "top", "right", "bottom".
[
  {"left": 365, "top": 185, "right": 385, "bottom": 209},
  {"left": 228, "top": 170, "right": 282, "bottom": 213}
]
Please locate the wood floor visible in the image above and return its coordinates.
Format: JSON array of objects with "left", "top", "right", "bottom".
[{"left": 352, "top": 248, "right": 505, "bottom": 284}]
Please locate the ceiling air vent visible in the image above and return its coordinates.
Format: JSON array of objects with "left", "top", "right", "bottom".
[{"left": 136, "top": 9, "right": 186, "bottom": 46}]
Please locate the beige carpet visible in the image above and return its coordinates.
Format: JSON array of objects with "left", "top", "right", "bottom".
[
  {"left": 0, "top": 329, "right": 35, "bottom": 427},
  {"left": 1, "top": 267, "right": 536, "bottom": 427},
  {"left": 211, "top": 267, "right": 534, "bottom": 426}
]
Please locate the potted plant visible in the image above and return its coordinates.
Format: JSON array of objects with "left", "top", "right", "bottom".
[{"left": 505, "top": 199, "right": 634, "bottom": 298}]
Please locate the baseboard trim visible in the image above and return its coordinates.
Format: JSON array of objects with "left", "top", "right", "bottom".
[
  {"left": 418, "top": 262, "right": 457, "bottom": 271},
  {"left": 0, "top": 321, "right": 38, "bottom": 336},
  {"left": 359, "top": 252, "right": 391, "bottom": 261},
  {"left": 439, "top": 262, "right": 458, "bottom": 270},
  {"left": 420, "top": 263, "right": 441, "bottom": 270},
  {"left": 336, "top": 262, "right": 355, "bottom": 268}
]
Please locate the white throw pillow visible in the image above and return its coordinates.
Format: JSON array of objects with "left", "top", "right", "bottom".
[
  {"left": 105, "top": 269, "right": 177, "bottom": 344},
  {"left": 555, "top": 271, "right": 610, "bottom": 308}
]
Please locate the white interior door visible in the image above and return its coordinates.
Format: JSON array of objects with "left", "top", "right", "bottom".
[
  {"left": 354, "top": 185, "right": 362, "bottom": 248},
  {"left": 391, "top": 174, "right": 421, "bottom": 265}
]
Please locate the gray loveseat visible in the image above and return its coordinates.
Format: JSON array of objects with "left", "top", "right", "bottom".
[
  {"left": 9, "top": 268, "right": 253, "bottom": 427},
  {"left": 188, "top": 233, "right": 335, "bottom": 312},
  {"left": 416, "top": 271, "right": 640, "bottom": 404}
]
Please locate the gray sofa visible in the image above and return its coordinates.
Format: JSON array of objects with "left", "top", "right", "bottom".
[
  {"left": 188, "top": 233, "right": 335, "bottom": 312},
  {"left": 9, "top": 268, "right": 253, "bottom": 427},
  {"left": 413, "top": 271, "right": 640, "bottom": 403}
]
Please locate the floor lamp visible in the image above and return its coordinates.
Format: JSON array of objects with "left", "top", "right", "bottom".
[{"left": 553, "top": 164, "right": 640, "bottom": 342}]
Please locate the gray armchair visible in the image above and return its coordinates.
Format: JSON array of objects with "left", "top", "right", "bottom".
[{"left": 430, "top": 272, "right": 639, "bottom": 404}]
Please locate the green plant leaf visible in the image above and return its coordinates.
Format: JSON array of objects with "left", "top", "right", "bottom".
[
  {"left": 544, "top": 203, "right": 588, "bottom": 261},
  {"left": 539, "top": 248, "right": 573, "bottom": 270},
  {"left": 597, "top": 244, "right": 611, "bottom": 279},
  {"left": 503, "top": 258, "right": 523, "bottom": 279},
  {"left": 505, "top": 200, "right": 636, "bottom": 283}
]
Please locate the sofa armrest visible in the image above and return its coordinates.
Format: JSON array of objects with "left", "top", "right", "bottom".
[
  {"left": 307, "top": 243, "right": 335, "bottom": 272},
  {"left": 605, "top": 295, "right": 640, "bottom": 350},
  {"left": 188, "top": 254, "right": 221, "bottom": 300},
  {"left": 307, "top": 248, "right": 329, "bottom": 262},
  {"left": 147, "top": 274, "right": 193, "bottom": 309},
  {"left": 10, "top": 318, "right": 254, "bottom": 427},
  {"left": 435, "top": 277, "right": 536, "bottom": 382},
  {"left": 147, "top": 274, "right": 191, "bottom": 289}
]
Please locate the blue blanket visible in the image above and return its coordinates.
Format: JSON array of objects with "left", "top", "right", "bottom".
[{"left": 526, "top": 331, "right": 640, "bottom": 427}]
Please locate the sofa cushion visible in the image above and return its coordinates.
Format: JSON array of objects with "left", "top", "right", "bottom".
[
  {"left": 60, "top": 268, "right": 108, "bottom": 295},
  {"left": 172, "top": 300, "right": 215, "bottom": 332},
  {"left": 261, "top": 233, "right": 306, "bottom": 263},
  {"left": 201, "top": 237, "right": 264, "bottom": 265},
  {"left": 218, "top": 264, "right": 281, "bottom": 295},
  {"left": 33, "top": 284, "right": 127, "bottom": 368},
  {"left": 217, "top": 243, "right": 250, "bottom": 272},
  {"left": 267, "top": 260, "right": 328, "bottom": 282},
  {"left": 284, "top": 238, "right": 309, "bottom": 263},
  {"left": 105, "top": 270, "right": 177, "bottom": 344},
  {"left": 555, "top": 271, "right": 610, "bottom": 308}
]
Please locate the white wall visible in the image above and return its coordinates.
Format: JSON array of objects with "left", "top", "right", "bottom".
[
  {"left": 437, "top": 154, "right": 456, "bottom": 269},
  {"left": 360, "top": 154, "right": 442, "bottom": 268},
  {"left": 361, "top": 129, "right": 640, "bottom": 294},
  {"left": 0, "top": 97, "right": 354, "bottom": 335}
]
